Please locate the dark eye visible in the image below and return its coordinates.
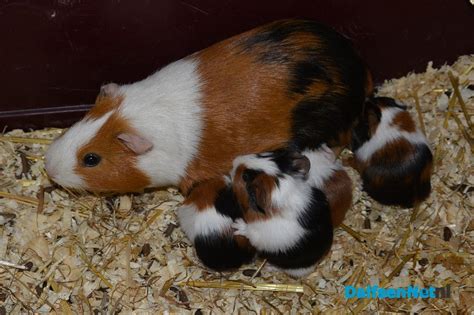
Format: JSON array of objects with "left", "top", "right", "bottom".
[
  {"left": 83, "top": 153, "right": 101, "bottom": 167},
  {"left": 242, "top": 169, "right": 260, "bottom": 183}
]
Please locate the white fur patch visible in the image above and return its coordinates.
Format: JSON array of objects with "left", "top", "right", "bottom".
[
  {"left": 271, "top": 176, "right": 312, "bottom": 218},
  {"left": 177, "top": 204, "right": 233, "bottom": 242},
  {"left": 355, "top": 107, "right": 428, "bottom": 162},
  {"left": 233, "top": 217, "right": 308, "bottom": 253},
  {"left": 118, "top": 58, "right": 204, "bottom": 187},
  {"left": 282, "top": 265, "right": 315, "bottom": 278},
  {"left": 231, "top": 154, "right": 280, "bottom": 179},
  {"left": 45, "top": 112, "right": 112, "bottom": 188},
  {"left": 303, "top": 146, "right": 341, "bottom": 189}
]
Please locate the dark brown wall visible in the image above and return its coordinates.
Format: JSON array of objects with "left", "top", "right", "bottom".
[{"left": 1, "top": 0, "right": 473, "bottom": 130}]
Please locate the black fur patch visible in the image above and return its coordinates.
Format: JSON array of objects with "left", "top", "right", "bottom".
[
  {"left": 240, "top": 20, "right": 317, "bottom": 50},
  {"left": 242, "top": 169, "right": 261, "bottom": 184},
  {"left": 297, "top": 187, "right": 331, "bottom": 230},
  {"left": 266, "top": 148, "right": 309, "bottom": 179},
  {"left": 239, "top": 20, "right": 368, "bottom": 151},
  {"left": 351, "top": 100, "right": 382, "bottom": 151},
  {"left": 194, "top": 233, "right": 255, "bottom": 271},
  {"left": 214, "top": 186, "right": 243, "bottom": 220},
  {"left": 267, "top": 148, "right": 297, "bottom": 175},
  {"left": 258, "top": 187, "right": 333, "bottom": 269},
  {"left": 290, "top": 95, "right": 348, "bottom": 150},
  {"left": 375, "top": 96, "right": 408, "bottom": 110},
  {"left": 289, "top": 58, "right": 332, "bottom": 95},
  {"left": 196, "top": 185, "right": 255, "bottom": 271},
  {"left": 362, "top": 143, "right": 433, "bottom": 207},
  {"left": 351, "top": 118, "right": 371, "bottom": 151},
  {"left": 257, "top": 48, "right": 292, "bottom": 64}
]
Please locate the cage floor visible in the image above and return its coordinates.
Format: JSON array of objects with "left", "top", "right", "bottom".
[{"left": 0, "top": 55, "right": 473, "bottom": 314}]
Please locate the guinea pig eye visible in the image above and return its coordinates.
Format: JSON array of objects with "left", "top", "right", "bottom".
[
  {"left": 83, "top": 153, "right": 101, "bottom": 167},
  {"left": 242, "top": 169, "right": 259, "bottom": 183}
]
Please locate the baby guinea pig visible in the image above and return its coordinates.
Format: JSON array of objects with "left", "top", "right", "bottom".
[
  {"left": 230, "top": 146, "right": 352, "bottom": 277},
  {"left": 351, "top": 97, "right": 433, "bottom": 208},
  {"left": 44, "top": 19, "right": 372, "bottom": 196},
  {"left": 177, "top": 177, "right": 256, "bottom": 271}
]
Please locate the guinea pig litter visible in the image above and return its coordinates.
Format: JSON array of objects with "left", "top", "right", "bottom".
[{"left": 0, "top": 55, "right": 472, "bottom": 314}]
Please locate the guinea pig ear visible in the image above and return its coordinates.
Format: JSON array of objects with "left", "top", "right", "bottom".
[
  {"left": 290, "top": 153, "right": 310, "bottom": 178},
  {"left": 100, "top": 83, "right": 119, "bottom": 97},
  {"left": 117, "top": 133, "right": 153, "bottom": 155}
]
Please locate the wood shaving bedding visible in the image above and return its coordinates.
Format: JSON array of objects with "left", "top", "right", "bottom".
[{"left": 0, "top": 55, "right": 472, "bottom": 314}]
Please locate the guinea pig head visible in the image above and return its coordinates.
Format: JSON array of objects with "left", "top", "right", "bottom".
[
  {"left": 45, "top": 84, "right": 153, "bottom": 193},
  {"left": 231, "top": 151, "right": 310, "bottom": 219},
  {"left": 233, "top": 166, "right": 276, "bottom": 218}
]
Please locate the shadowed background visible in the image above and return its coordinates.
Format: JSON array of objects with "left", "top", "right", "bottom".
[{"left": 1, "top": 0, "right": 473, "bottom": 130}]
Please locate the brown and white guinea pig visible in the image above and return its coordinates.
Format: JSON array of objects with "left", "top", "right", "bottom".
[
  {"left": 177, "top": 177, "right": 255, "bottom": 271},
  {"left": 230, "top": 145, "right": 351, "bottom": 277},
  {"left": 350, "top": 97, "right": 433, "bottom": 208},
  {"left": 44, "top": 19, "right": 372, "bottom": 195}
]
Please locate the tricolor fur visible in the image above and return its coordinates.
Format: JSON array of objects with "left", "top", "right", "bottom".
[
  {"left": 303, "top": 145, "right": 352, "bottom": 227},
  {"left": 45, "top": 19, "right": 372, "bottom": 195},
  {"left": 176, "top": 177, "right": 255, "bottom": 271},
  {"left": 231, "top": 146, "right": 349, "bottom": 277},
  {"left": 351, "top": 97, "right": 433, "bottom": 207}
]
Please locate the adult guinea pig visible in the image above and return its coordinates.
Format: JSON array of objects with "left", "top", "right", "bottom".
[
  {"left": 350, "top": 97, "right": 433, "bottom": 208},
  {"left": 44, "top": 19, "right": 372, "bottom": 195},
  {"left": 230, "top": 146, "right": 350, "bottom": 277},
  {"left": 177, "top": 177, "right": 255, "bottom": 271}
]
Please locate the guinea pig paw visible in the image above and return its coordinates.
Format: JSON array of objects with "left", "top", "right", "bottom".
[{"left": 232, "top": 219, "right": 248, "bottom": 236}]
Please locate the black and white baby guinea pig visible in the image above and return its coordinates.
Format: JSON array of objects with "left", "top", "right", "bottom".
[
  {"left": 351, "top": 96, "right": 433, "bottom": 208},
  {"left": 230, "top": 146, "right": 351, "bottom": 277},
  {"left": 177, "top": 177, "right": 256, "bottom": 271}
]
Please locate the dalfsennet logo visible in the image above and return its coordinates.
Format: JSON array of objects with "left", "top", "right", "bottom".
[{"left": 344, "top": 285, "right": 451, "bottom": 299}]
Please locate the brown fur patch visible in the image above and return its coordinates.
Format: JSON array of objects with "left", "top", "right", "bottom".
[
  {"left": 178, "top": 21, "right": 371, "bottom": 194},
  {"left": 231, "top": 165, "right": 250, "bottom": 209},
  {"left": 249, "top": 173, "right": 278, "bottom": 218},
  {"left": 183, "top": 177, "right": 227, "bottom": 211},
  {"left": 369, "top": 138, "right": 415, "bottom": 166},
  {"left": 232, "top": 166, "right": 277, "bottom": 223},
  {"left": 86, "top": 95, "right": 123, "bottom": 119},
  {"left": 391, "top": 111, "right": 417, "bottom": 132},
  {"left": 76, "top": 113, "right": 151, "bottom": 193},
  {"left": 179, "top": 25, "right": 340, "bottom": 195},
  {"left": 234, "top": 235, "right": 254, "bottom": 251},
  {"left": 354, "top": 138, "right": 416, "bottom": 175},
  {"left": 181, "top": 50, "right": 291, "bottom": 194},
  {"left": 352, "top": 155, "right": 369, "bottom": 174},
  {"left": 324, "top": 170, "right": 352, "bottom": 227}
]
